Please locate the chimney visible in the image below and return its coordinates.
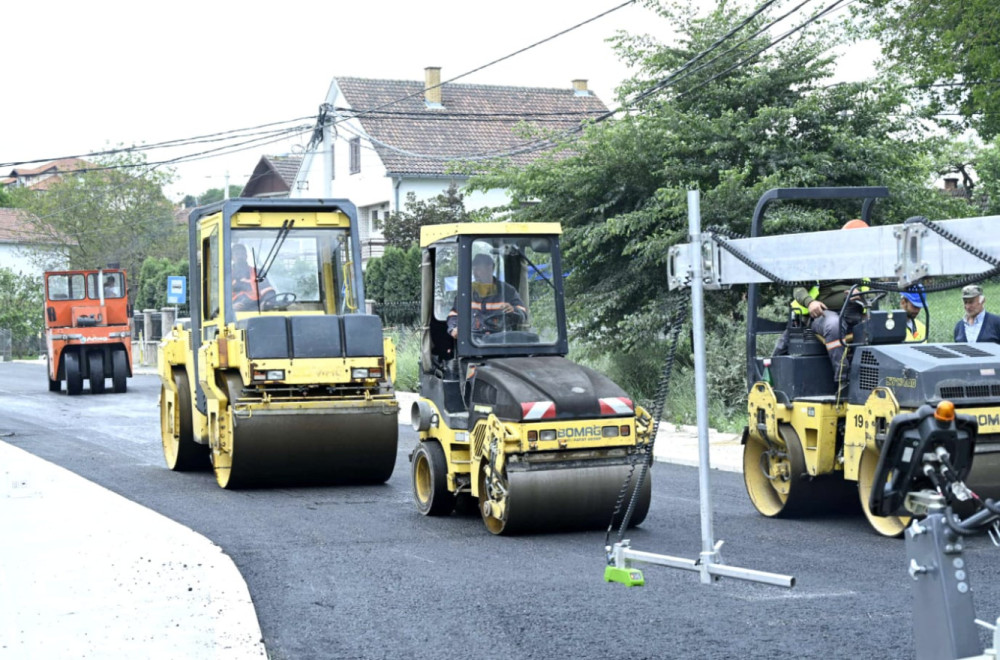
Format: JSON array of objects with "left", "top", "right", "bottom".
[
  {"left": 424, "top": 67, "right": 442, "bottom": 107},
  {"left": 572, "top": 79, "right": 591, "bottom": 96}
]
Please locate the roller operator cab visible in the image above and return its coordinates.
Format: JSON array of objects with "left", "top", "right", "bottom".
[
  {"left": 44, "top": 269, "right": 132, "bottom": 395},
  {"left": 410, "top": 222, "right": 653, "bottom": 534},
  {"left": 741, "top": 188, "right": 1000, "bottom": 536},
  {"left": 157, "top": 198, "right": 398, "bottom": 489}
]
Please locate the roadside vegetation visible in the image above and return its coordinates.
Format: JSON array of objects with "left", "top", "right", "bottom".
[{"left": 4, "top": 1, "right": 999, "bottom": 431}]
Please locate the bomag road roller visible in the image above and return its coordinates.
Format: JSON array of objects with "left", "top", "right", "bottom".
[
  {"left": 409, "top": 222, "right": 653, "bottom": 534},
  {"left": 44, "top": 268, "right": 132, "bottom": 395},
  {"left": 158, "top": 198, "right": 398, "bottom": 488},
  {"left": 739, "top": 187, "right": 1000, "bottom": 536}
]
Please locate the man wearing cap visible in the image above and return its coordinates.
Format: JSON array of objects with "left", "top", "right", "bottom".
[
  {"left": 954, "top": 284, "right": 1000, "bottom": 343},
  {"left": 448, "top": 253, "right": 527, "bottom": 339},
  {"left": 900, "top": 288, "right": 926, "bottom": 342}
]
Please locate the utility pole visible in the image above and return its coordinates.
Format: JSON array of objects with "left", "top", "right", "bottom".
[
  {"left": 224, "top": 171, "right": 230, "bottom": 199},
  {"left": 322, "top": 104, "right": 333, "bottom": 198}
]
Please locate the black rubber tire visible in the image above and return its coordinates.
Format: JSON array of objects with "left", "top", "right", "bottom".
[
  {"left": 744, "top": 423, "right": 852, "bottom": 518},
  {"left": 412, "top": 441, "right": 452, "bottom": 516},
  {"left": 65, "top": 351, "right": 83, "bottom": 396},
  {"left": 88, "top": 351, "right": 105, "bottom": 394},
  {"left": 47, "top": 357, "right": 60, "bottom": 392},
  {"left": 112, "top": 350, "right": 128, "bottom": 394}
]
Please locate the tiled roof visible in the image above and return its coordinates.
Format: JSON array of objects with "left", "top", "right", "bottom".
[
  {"left": 240, "top": 155, "right": 304, "bottom": 197},
  {"left": 2, "top": 158, "right": 91, "bottom": 190},
  {"left": 335, "top": 77, "right": 609, "bottom": 175},
  {"left": 267, "top": 155, "right": 303, "bottom": 187},
  {"left": 0, "top": 207, "right": 54, "bottom": 244},
  {"left": 6, "top": 158, "right": 89, "bottom": 178}
]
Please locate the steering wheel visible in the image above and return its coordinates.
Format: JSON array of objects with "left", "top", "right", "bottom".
[
  {"left": 262, "top": 292, "right": 297, "bottom": 311},
  {"left": 475, "top": 309, "right": 521, "bottom": 333}
]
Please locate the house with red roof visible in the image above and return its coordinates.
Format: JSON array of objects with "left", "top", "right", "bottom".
[
  {"left": 292, "top": 68, "right": 609, "bottom": 262},
  {"left": 0, "top": 207, "right": 65, "bottom": 276},
  {"left": 1, "top": 158, "right": 90, "bottom": 191}
]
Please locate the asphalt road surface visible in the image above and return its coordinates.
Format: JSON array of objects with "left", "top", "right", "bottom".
[{"left": 2, "top": 360, "right": 998, "bottom": 659}]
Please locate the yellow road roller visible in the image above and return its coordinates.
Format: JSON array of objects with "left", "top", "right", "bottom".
[
  {"left": 158, "top": 198, "right": 398, "bottom": 488},
  {"left": 409, "top": 222, "right": 653, "bottom": 534}
]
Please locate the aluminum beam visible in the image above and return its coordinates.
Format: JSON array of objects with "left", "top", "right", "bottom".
[{"left": 668, "top": 216, "right": 1000, "bottom": 289}]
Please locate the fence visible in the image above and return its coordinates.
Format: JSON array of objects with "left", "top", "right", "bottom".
[
  {"left": 906, "top": 277, "right": 1000, "bottom": 343},
  {"left": 0, "top": 328, "right": 10, "bottom": 362},
  {"left": 370, "top": 300, "right": 421, "bottom": 329}
]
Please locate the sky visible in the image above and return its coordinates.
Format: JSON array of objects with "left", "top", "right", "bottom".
[{"left": 3, "top": 0, "right": 878, "bottom": 202}]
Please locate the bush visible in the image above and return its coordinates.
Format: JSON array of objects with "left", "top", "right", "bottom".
[{"left": 0, "top": 268, "right": 44, "bottom": 358}]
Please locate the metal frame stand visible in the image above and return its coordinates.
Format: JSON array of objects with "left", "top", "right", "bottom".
[{"left": 607, "top": 190, "right": 794, "bottom": 589}]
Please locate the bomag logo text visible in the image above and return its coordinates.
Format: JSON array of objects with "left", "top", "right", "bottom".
[
  {"left": 977, "top": 413, "right": 1000, "bottom": 429},
  {"left": 557, "top": 425, "right": 604, "bottom": 439}
]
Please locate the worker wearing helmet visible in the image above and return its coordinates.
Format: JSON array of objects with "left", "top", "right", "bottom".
[
  {"left": 448, "top": 253, "right": 527, "bottom": 339},
  {"left": 899, "top": 286, "right": 926, "bottom": 342},
  {"left": 232, "top": 243, "right": 276, "bottom": 311},
  {"left": 790, "top": 219, "right": 870, "bottom": 395}
]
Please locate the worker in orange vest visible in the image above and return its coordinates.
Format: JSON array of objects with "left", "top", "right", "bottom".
[{"left": 232, "top": 243, "right": 276, "bottom": 311}]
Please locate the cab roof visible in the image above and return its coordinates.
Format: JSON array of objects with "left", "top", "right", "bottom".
[{"left": 420, "top": 222, "right": 562, "bottom": 247}]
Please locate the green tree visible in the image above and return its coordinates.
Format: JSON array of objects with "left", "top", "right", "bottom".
[
  {"left": 195, "top": 186, "right": 244, "bottom": 206},
  {"left": 136, "top": 256, "right": 189, "bottom": 314},
  {"left": 377, "top": 183, "right": 473, "bottom": 249},
  {"left": 379, "top": 245, "right": 420, "bottom": 303},
  {"left": 974, "top": 138, "right": 1000, "bottom": 215},
  {"left": 856, "top": 0, "right": 1000, "bottom": 138},
  {"left": 470, "top": 0, "right": 975, "bottom": 422},
  {"left": 0, "top": 267, "right": 44, "bottom": 357},
  {"left": 16, "top": 151, "right": 180, "bottom": 296},
  {"left": 364, "top": 256, "right": 387, "bottom": 304}
]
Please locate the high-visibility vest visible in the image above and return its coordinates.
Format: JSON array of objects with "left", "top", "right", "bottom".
[
  {"left": 905, "top": 317, "right": 927, "bottom": 343},
  {"left": 791, "top": 280, "right": 870, "bottom": 316}
]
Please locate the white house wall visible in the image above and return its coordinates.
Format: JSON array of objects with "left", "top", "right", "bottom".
[{"left": 0, "top": 244, "right": 65, "bottom": 278}]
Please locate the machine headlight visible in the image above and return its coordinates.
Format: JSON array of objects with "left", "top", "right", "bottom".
[
  {"left": 602, "top": 426, "right": 620, "bottom": 438},
  {"left": 352, "top": 367, "right": 384, "bottom": 379},
  {"left": 540, "top": 430, "right": 557, "bottom": 441},
  {"left": 253, "top": 369, "right": 285, "bottom": 381}
]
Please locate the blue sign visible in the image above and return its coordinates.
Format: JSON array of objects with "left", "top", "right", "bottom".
[{"left": 166, "top": 276, "right": 187, "bottom": 305}]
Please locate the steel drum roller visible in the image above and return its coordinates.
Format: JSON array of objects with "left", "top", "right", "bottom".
[
  {"left": 219, "top": 401, "right": 398, "bottom": 488},
  {"left": 486, "top": 460, "right": 651, "bottom": 534}
]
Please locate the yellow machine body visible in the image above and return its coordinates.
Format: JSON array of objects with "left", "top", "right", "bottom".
[
  {"left": 410, "top": 222, "right": 653, "bottom": 534},
  {"left": 158, "top": 199, "right": 398, "bottom": 488}
]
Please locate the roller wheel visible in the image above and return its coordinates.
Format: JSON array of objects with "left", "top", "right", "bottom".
[
  {"left": 479, "top": 464, "right": 510, "bottom": 535},
  {"left": 412, "top": 441, "right": 452, "bottom": 516},
  {"left": 744, "top": 423, "right": 833, "bottom": 517},
  {"left": 88, "top": 351, "right": 105, "bottom": 394},
  {"left": 47, "top": 357, "right": 60, "bottom": 392},
  {"left": 858, "top": 448, "right": 910, "bottom": 537},
  {"left": 617, "top": 467, "right": 653, "bottom": 529},
  {"left": 211, "top": 373, "right": 245, "bottom": 489},
  {"left": 112, "top": 350, "right": 128, "bottom": 393},
  {"left": 161, "top": 370, "right": 207, "bottom": 471},
  {"left": 65, "top": 351, "right": 83, "bottom": 396}
]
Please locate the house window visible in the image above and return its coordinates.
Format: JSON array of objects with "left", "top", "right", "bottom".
[{"left": 349, "top": 138, "right": 361, "bottom": 174}]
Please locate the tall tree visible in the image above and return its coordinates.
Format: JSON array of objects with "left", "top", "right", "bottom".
[
  {"left": 376, "top": 183, "right": 473, "bottom": 249},
  {"left": 16, "top": 151, "right": 180, "bottom": 293},
  {"left": 0, "top": 267, "right": 44, "bottom": 357},
  {"left": 469, "top": 0, "right": 973, "bottom": 411},
  {"left": 856, "top": 0, "right": 1000, "bottom": 138}
]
